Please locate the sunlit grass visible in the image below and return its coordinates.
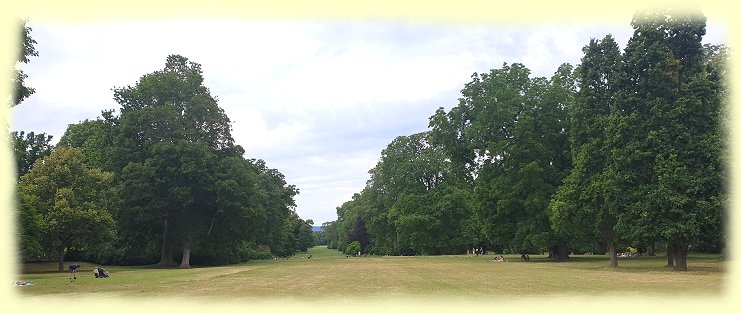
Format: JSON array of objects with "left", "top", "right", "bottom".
[{"left": 14, "top": 246, "right": 725, "bottom": 301}]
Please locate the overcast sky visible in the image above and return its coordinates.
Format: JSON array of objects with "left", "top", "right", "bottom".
[{"left": 11, "top": 18, "right": 726, "bottom": 225}]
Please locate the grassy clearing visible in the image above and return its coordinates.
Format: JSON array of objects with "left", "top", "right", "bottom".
[{"left": 14, "top": 246, "right": 725, "bottom": 301}]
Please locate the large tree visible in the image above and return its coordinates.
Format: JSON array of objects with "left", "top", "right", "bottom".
[
  {"left": 431, "top": 63, "right": 572, "bottom": 259},
  {"left": 608, "top": 10, "right": 725, "bottom": 271},
  {"left": 110, "top": 55, "right": 239, "bottom": 267},
  {"left": 19, "top": 147, "right": 115, "bottom": 272}
]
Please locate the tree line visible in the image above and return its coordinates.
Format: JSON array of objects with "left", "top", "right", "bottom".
[
  {"left": 13, "top": 26, "right": 314, "bottom": 270},
  {"left": 320, "top": 10, "right": 728, "bottom": 271}
]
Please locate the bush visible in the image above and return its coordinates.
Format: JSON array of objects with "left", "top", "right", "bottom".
[
  {"left": 345, "top": 241, "right": 361, "bottom": 256},
  {"left": 246, "top": 244, "right": 274, "bottom": 260}
]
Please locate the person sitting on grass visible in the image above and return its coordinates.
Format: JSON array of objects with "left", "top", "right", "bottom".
[
  {"left": 93, "top": 267, "right": 99, "bottom": 278},
  {"left": 69, "top": 263, "right": 80, "bottom": 279}
]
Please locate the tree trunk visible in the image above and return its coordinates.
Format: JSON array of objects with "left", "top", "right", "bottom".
[
  {"left": 206, "top": 211, "right": 220, "bottom": 237},
  {"left": 556, "top": 240, "right": 570, "bottom": 262},
  {"left": 666, "top": 245, "right": 675, "bottom": 268},
  {"left": 647, "top": 241, "right": 656, "bottom": 256},
  {"left": 608, "top": 238, "right": 618, "bottom": 268},
  {"left": 57, "top": 246, "right": 66, "bottom": 272},
  {"left": 672, "top": 244, "right": 689, "bottom": 271},
  {"left": 159, "top": 219, "right": 176, "bottom": 266},
  {"left": 392, "top": 236, "right": 398, "bottom": 256},
  {"left": 179, "top": 244, "right": 191, "bottom": 268}
]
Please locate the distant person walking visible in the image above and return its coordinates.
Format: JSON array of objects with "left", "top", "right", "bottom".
[{"left": 69, "top": 263, "right": 80, "bottom": 279}]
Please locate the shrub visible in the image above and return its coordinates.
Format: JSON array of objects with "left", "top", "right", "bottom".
[{"left": 345, "top": 241, "right": 361, "bottom": 256}]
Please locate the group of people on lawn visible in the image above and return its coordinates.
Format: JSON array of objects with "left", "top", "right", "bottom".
[{"left": 68, "top": 263, "right": 109, "bottom": 279}]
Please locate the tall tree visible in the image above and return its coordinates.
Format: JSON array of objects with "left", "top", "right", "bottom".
[
  {"left": 110, "top": 55, "right": 238, "bottom": 267},
  {"left": 611, "top": 10, "right": 724, "bottom": 270},
  {"left": 550, "top": 35, "right": 624, "bottom": 267},
  {"left": 19, "top": 147, "right": 115, "bottom": 272}
]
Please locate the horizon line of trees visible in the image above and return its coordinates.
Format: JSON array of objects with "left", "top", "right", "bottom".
[
  {"left": 13, "top": 24, "right": 315, "bottom": 271},
  {"left": 320, "top": 9, "right": 728, "bottom": 271}
]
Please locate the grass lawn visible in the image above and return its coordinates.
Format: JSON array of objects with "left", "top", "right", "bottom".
[{"left": 13, "top": 246, "right": 726, "bottom": 301}]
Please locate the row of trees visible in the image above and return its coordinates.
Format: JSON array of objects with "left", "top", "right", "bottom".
[
  {"left": 14, "top": 25, "right": 314, "bottom": 270},
  {"left": 321, "top": 10, "right": 727, "bottom": 270}
]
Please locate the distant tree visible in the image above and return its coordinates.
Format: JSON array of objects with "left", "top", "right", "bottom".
[
  {"left": 363, "top": 132, "right": 476, "bottom": 255},
  {"left": 294, "top": 218, "right": 314, "bottom": 252},
  {"left": 317, "top": 221, "right": 337, "bottom": 247},
  {"left": 13, "top": 21, "right": 38, "bottom": 106},
  {"left": 347, "top": 218, "right": 370, "bottom": 253},
  {"left": 19, "top": 147, "right": 115, "bottom": 272}
]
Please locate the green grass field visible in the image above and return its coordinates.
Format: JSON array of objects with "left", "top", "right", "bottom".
[{"left": 13, "top": 246, "right": 725, "bottom": 301}]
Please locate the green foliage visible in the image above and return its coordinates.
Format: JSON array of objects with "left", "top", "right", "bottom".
[
  {"left": 12, "top": 131, "right": 53, "bottom": 179},
  {"left": 18, "top": 147, "right": 115, "bottom": 269},
  {"left": 105, "top": 55, "right": 300, "bottom": 265},
  {"left": 550, "top": 10, "right": 727, "bottom": 269},
  {"left": 245, "top": 243, "right": 274, "bottom": 260},
  {"left": 17, "top": 189, "right": 43, "bottom": 261},
  {"left": 452, "top": 63, "right": 573, "bottom": 257},
  {"left": 13, "top": 21, "right": 39, "bottom": 106},
  {"left": 57, "top": 118, "right": 114, "bottom": 171},
  {"left": 331, "top": 131, "right": 480, "bottom": 256},
  {"left": 345, "top": 241, "right": 361, "bottom": 256},
  {"left": 294, "top": 218, "right": 315, "bottom": 252},
  {"left": 549, "top": 35, "right": 623, "bottom": 265},
  {"left": 608, "top": 10, "right": 724, "bottom": 270}
]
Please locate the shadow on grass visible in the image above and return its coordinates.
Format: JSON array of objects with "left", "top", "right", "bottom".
[
  {"left": 521, "top": 254, "right": 724, "bottom": 273},
  {"left": 19, "top": 261, "right": 188, "bottom": 274}
]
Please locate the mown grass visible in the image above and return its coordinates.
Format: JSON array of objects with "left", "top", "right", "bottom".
[{"left": 13, "top": 246, "right": 726, "bottom": 301}]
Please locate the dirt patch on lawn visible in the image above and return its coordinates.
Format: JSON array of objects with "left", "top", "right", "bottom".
[{"left": 192, "top": 266, "right": 254, "bottom": 280}]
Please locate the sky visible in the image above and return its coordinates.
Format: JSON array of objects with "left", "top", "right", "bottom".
[{"left": 11, "top": 18, "right": 727, "bottom": 225}]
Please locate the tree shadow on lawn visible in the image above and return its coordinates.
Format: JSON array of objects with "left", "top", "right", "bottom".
[
  {"left": 19, "top": 261, "right": 190, "bottom": 274},
  {"left": 516, "top": 254, "right": 724, "bottom": 273}
]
